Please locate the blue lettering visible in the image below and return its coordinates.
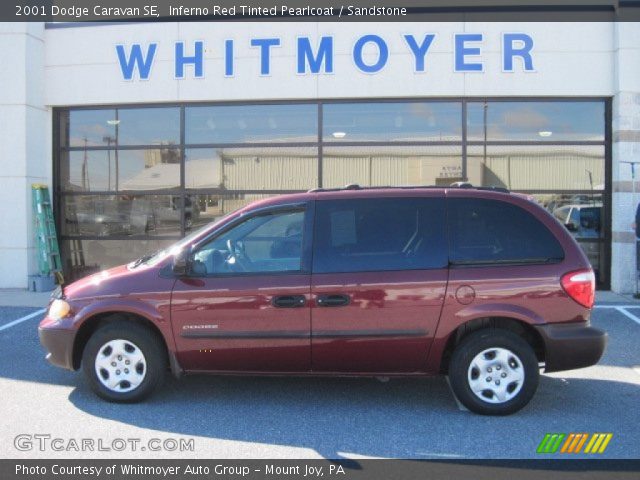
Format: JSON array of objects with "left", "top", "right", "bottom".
[
  {"left": 403, "top": 34, "right": 436, "bottom": 72},
  {"left": 116, "top": 43, "right": 157, "bottom": 80},
  {"left": 175, "top": 41, "right": 204, "bottom": 78},
  {"left": 353, "top": 35, "right": 388, "bottom": 73},
  {"left": 503, "top": 33, "right": 534, "bottom": 71},
  {"left": 250, "top": 38, "right": 280, "bottom": 75},
  {"left": 455, "top": 34, "right": 483, "bottom": 72},
  {"left": 225, "top": 40, "right": 234, "bottom": 76},
  {"left": 297, "top": 36, "right": 334, "bottom": 74}
]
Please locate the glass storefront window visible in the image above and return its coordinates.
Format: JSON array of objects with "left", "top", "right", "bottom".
[
  {"left": 185, "top": 104, "right": 318, "bottom": 144},
  {"left": 61, "top": 238, "right": 177, "bottom": 280},
  {"left": 187, "top": 194, "right": 277, "bottom": 232},
  {"left": 467, "top": 101, "right": 605, "bottom": 142},
  {"left": 185, "top": 147, "right": 319, "bottom": 192},
  {"left": 466, "top": 144, "right": 605, "bottom": 191},
  {"left": 116, "top": 107, "right": 180, "bottom": 146},
  {"left": 117, "top": 148, "right": 181, "bottom": 191},
  {"left": 56, "top": 99, "right": 609, "bottom": 287},
  {"left": 323, "top": 102, "right": 462, "bottom": 142},
  {"left": 322, "top": 145, "right": 462, "bottom": 188},
  {"left": 61, "top": 195, "right": 185, "bottom": 237},
  {"left": 185, "top": 148, "right": 221, "bottom": 189},
  {"left": 66, "top": 107, "right": 180, "bottom": 147},
  {"left": 60, "top": 148, "right": 181, "bottom": 192},
  {"left": 67, "top": 109, "right": 117, "bottom": 148},
  {"left": 60, "top": 150, "right": 114, "bottom": 191}
]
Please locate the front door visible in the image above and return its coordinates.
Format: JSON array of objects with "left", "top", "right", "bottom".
[
  {"left": 310, "top": 196, "right": 449, "bottom": 373},
  {"left": 171, "top": 204, "right": 312, "bottom": 372}
]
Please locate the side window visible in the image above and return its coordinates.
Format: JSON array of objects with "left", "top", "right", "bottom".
[
  {"left": 569, "top": 208, "right": 580, "bottom": 227},
  {"left": 191, "top": 210, "right": 305, "bottom": 275},
  {"left": 553, "top": 206, "right": 569, "bottom": 223},
  {"left": 580, "top": 207, "right": 601, "bottom": 231},
  {"left": 313, "top": 198, "right": 448, "bottom": 274},
  {"left": 448, "top": 198, "right": 565, "bottom": 265}
]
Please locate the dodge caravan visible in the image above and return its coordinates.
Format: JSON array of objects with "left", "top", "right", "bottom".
[{"left": 39, "top": 185, "right": 607, "bottom": 415}]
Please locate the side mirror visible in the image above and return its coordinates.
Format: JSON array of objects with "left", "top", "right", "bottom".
[{"left": 172, "top": 249, "right": 191, "bottom": 276}]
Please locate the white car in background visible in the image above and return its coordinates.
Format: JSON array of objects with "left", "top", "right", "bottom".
[{"left": 553, "top": 203, "right": 603, "bottom": 280}]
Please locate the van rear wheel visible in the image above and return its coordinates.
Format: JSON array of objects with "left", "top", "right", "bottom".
[
  {"left": 82, "top": 320, "right": 166, "bottom": 402},
  {"left": 448, "top": 329, "right": 539, "bottom": 415}
]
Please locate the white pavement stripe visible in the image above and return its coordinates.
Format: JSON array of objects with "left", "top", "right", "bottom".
[
  {"left": 594, "top": 305, "right": 640, "bottom": 309},
  {"left": 0, "top": 308, "right": 46, "bottom": 332},
  {"left": 615, "top": 307, "right": 640, "bottom": 326}
]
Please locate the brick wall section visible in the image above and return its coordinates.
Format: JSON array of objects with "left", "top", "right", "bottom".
[{"left": 611, "top": 23, "right": 640, "bottom": 293}]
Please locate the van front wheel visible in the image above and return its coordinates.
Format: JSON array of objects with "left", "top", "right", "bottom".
[
  {"left": 82, "top": 321, "right": 166, "bottom": 402},
  {"left": 448, "top": 329, "right": 539, "bottom": 415}
]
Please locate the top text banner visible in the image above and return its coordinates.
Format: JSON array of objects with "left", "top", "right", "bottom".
[{"left": 3, "top": 1, "right": 640, "bottom": 22}]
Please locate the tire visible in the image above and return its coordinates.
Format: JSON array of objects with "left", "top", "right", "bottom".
[
  {"left": 448, "top": 329, "right": 539, "bottom": 415},
  {"left": 82, "top": 320, "right": 166, "bottom": 403}
]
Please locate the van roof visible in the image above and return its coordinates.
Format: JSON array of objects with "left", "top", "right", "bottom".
[
  {"left": 239, "top": 184, "right": 521, "bottom": 212},
  {"left": 308, "top": 183, "right": 510, "bottom": 194}
]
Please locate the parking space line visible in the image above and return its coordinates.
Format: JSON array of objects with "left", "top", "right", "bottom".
[
  {"left": 0, "top": 308, "right": 46, "bottom": 332},
  {"left": 615, "top": 307, "right": 640, "bottom": 326},
  {"left": 445, "top": 376, "right": 468, "bottom": 412},
  {"left": 594, "top": 305, "right": 640, "bottom": 309}
]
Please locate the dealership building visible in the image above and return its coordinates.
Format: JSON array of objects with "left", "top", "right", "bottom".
[{"left": 0, "top": 19, "right": 639, "bottom": 292}]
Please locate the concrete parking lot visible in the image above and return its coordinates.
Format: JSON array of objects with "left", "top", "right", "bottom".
[{"left": 0, "top": 293, "right": 639, "bottom": 460}]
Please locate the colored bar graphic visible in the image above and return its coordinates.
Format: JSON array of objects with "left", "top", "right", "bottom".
[
  {"left": 538, "top": 433, "right": 612, "bottom": 454},
  {"left": 560, "top": 434, "right": 575, "bottom": 453},
  {"left": 537, "top": 433, "right": 565, "bottom": 453},
  {"left": 574, "top": 433, "right": 589, "bottom": 453},
  {"left": 537, "top": 434, "right": 552, "bottom": 453},
  {"left": 584, "top": 433, "right": 614, "bottom": 454},
  {"left": 561, "top": 433, "right": 588, "bottom": 453},
  {"left": 550, "top": 434, "right": 565, "bottom": 453}
]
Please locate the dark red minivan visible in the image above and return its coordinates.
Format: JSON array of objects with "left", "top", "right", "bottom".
[{"left": 39, "top": 185, "right": 606, "bottom": 415}]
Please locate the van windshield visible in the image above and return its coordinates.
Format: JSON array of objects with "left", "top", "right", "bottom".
[{"left": 130, "top": 210, "right": 241, "bottom": 268}]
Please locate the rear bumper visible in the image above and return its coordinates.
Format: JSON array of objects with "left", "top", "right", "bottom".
[
  {"left": 534, "top": 322, "right": 607, "bottom": 373},
  {"left": 38, "top": 327, "right": 76, "bottom": 371}
]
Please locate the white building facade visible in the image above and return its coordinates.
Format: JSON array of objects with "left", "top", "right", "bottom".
[{"left": 0, "top": 21, "right": 638, "bottom": 292}]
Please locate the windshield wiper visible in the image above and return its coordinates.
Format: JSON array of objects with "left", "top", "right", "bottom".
[{"left": 130, "top": 250, "right": 160, "bottom": 268}]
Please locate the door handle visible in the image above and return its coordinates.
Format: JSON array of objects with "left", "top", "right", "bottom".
[
  {"left": 272, "top": 295, "right": 306, "bottom": 308},
  {"left": 316, "top": 294, "right": 350, "bottom": 307}
]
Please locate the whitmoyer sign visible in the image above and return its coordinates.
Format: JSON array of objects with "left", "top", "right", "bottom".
[{"left": 116, "top": 32, "right": 535, "bottom": 80}]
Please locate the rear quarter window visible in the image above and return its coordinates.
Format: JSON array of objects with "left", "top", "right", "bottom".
[{"left": 448, "top": 198, "right": 565, "bottom": 265}]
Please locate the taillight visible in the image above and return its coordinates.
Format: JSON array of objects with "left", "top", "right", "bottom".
[{"left": 561, "top": 269, "right": 596, "bottom": 309}]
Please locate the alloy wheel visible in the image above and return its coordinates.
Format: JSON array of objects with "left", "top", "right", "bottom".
[
  {"left": 94, "top": 339, "right": 147, "bottom": 393},
  {"left": 467, "top": 347, "right": 525, "bottom": 404}
]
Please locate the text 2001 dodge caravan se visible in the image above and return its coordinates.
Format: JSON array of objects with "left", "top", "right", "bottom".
[{"left": 39, "top": 185, "right": 607, "bottom": 415}]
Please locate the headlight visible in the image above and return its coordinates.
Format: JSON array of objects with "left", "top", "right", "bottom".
[{"left": 48, "top": 299, "right": 71, "bottom": 321}]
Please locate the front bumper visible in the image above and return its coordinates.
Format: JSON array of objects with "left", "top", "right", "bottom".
[
  {"left": 534, "top": 322, "right": 607, "bottom": 373},
  {"left": 38, "top": 326, "right": 76, "bottom": 371}
]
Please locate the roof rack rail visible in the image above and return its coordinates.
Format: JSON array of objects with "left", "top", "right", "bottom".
[
  {"left": 308, "top": 183, "right": 510, "bottom": 194},
  {"left": 470, "top": 186, "right": 511, "bottom": 193},
  {"left": 449, "top": 182, "right": 510, "bottom": 193},
  {"left": 450, "top": 181, "right": 473, "bottom": 188},
  {"left": 308, "top": 184, "right": 442, "bottom": 193}
]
